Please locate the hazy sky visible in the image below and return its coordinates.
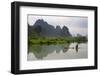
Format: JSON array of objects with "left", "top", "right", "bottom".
[{"left": 28, "top": 15, "right": 88, "bottom": 36}]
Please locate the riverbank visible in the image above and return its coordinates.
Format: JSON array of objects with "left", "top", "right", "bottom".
[{"left": 29, "top": 37, "right": 87, "bottom": 45}]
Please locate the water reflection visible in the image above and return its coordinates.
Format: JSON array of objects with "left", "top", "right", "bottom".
[
  {"left": 28, "top": 43, "right": 70, "bottom": 59},
  {"left": 27, "top": 43, "right": 87, "bottom": 60}
]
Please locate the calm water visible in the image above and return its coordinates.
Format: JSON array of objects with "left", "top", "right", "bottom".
[{"left": 27, "top": 43, "right": 88, "bottom": 61}]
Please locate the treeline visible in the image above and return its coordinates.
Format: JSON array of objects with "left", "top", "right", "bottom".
[{"left": 28, "top": 36, "right": 87, "bottom": 45}]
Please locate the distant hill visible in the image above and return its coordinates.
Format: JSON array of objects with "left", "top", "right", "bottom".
[{"left": 28, "top": 19, "right": 72, "bottom": 38}]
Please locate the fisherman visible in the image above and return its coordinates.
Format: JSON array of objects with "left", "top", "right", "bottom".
[{"left": 76, "top": 43, "right": 78, "bottom": 52}]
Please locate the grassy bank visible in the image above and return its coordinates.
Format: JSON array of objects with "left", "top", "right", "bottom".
[{"left": 28, "top": 37, "right": 87, "bottom": 45}]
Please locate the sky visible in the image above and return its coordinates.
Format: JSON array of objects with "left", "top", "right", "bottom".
[{"left": 28, "top": 14, "right": 88, "bottom": 36}]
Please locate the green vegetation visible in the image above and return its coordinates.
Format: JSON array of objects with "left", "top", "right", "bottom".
[{"left": 28, "top": 36, "right": 87, "bottom": 45}]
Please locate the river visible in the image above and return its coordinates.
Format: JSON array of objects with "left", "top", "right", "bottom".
[{"left": 27, "top": 42, "right": 88, "bottom": 61}]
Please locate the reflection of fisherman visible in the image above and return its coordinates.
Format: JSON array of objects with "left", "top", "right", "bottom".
[{"left": 76, "top": 43, "right": 78, "bottom": 52}]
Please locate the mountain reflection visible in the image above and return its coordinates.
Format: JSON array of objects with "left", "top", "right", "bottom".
[
  {"left": 28, "top": 43, "right": 81, "bottom": 60},
  {"left": 28, "top": 43, "right": 88, "bottom": 60}
]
